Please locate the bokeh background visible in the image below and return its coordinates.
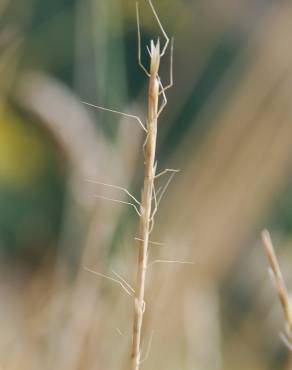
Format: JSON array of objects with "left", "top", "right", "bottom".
[{"left": 1, "top": 0, "right": 292, "bottom": 369}]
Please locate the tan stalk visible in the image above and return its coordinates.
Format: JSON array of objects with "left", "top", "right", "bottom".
[
  {"left": 262, "top": 230, "right": 292, "bottom": 350},
  {"left": 82, "top": 1, "right": 173, "bottom": 367},
  {"left": 130, "top": 1, "right": 173, "bottom": 369}
]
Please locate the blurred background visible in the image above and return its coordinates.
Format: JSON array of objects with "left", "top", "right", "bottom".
[{"left": 1, "top": 0, "right": 292, "bottom": 369}]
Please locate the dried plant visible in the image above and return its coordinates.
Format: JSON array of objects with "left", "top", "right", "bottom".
[
  {"left": 262, "top": 229, "right": 292, "bottom": 350},
  {"left": 83, "top": 1, "right": 175, "bottom": 369},
  {"left": 129, "top": 2, "right": 174, "bottom": 369}
]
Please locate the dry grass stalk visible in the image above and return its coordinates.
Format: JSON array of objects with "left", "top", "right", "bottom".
[
  {"left": 261, "top": 229, "right": 292, "bottom": 350},
  {"left": 130, "top": 1, "right": 173, "bottom": 369},
  {"left": 81, "top": 1, "right": 174, "bottom": 367}
]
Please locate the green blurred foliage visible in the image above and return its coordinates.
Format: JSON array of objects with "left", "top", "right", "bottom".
[{"left": 0, "top": 101, "right": 65, "bottom": 264}]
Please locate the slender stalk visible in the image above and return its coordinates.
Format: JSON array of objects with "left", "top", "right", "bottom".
[
  {"left": 262, "top": 230, "right": 289, "bottom": 318},
  {"left": 262, "top": 230, "right": 292, "bottom": 348},
  {"left": 82, "top": 2, "right": 172, "bottom": 367},
  {"left": 130, "top": 40, "right": 161, "bottom": 370}
]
